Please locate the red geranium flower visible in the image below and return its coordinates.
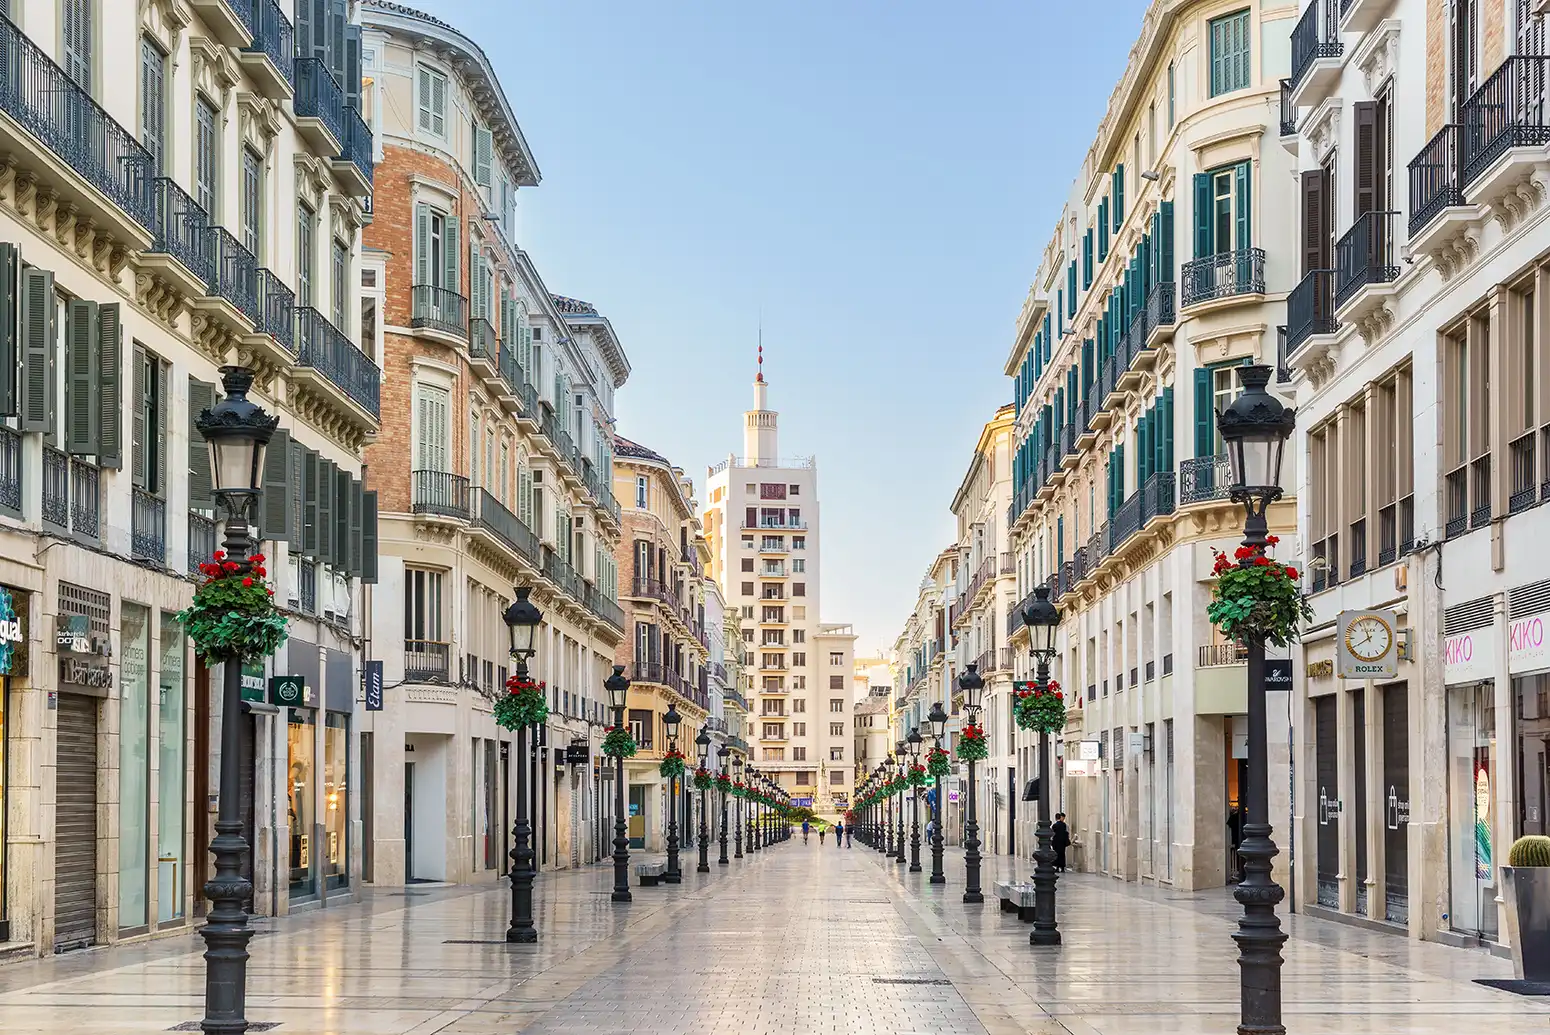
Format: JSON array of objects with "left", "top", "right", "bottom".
[
  {"left": 242, "top": 577, "right": 253, "bottom": 587},
  {"left": 213, "top": 550, "right": 225, "bottom": 560},
  {"left": 1285, "top": 567, "right": 1298, "bottom": 580}
]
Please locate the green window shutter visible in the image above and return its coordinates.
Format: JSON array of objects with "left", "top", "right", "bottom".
[
  {"left": 319, "top": 458, "right": 336, "bottom": 564},
  {"left": 1150, "top": 212, "right": 1162, "bottom": 284},
  {"left": 1160, "top": 201, "right": 1175, "bottom": 280},
  {"left": 443, "top": 216, "right": 459, "bottom": 298},
  {"left": 131, "top": 346, "right": 147, "bottom": 486},
  {"left": 1114, "top": 165, "right": 1125, "bottom": 228},
  {"left": 260, "top": 426, "right": 290, "bottom": 541},
  {"left": 1194, "top": 368, "right": 1214, "bottom": 457},
  {"left": 97, "top": 303, "right": 122, "bottom": 469},
  {"left": 1116, "top": 444, "right": 1125, "bottom": 501},
  {"left": 303, "top": 448, "right": 319, "bottom": 556},
  {"left": 1138, "top": 413, "right": 1149, "bottom": 485},
  {"left": 1082, "top": 339, "right": 1093, "bottom": 388},
  {"left": 1098, "top": 200, "right": 1109, "bottom": 261},
  {"left": 65, "top": 299, "right": 96, "bottom": 455},
  {"left": 0, "top": 244, "right": 15, "bottom": 417},
  {"left": 1193, "top": 174, "right": 1212, "bottom": 259},
  {"left": 349, "top": 478, "right": 364, "bottom": 577},
  {"left": 1083, "top": 230, "right": 1093, "bottom": 289},
  {"left": 414, "top": 203, "right": 429, "bottom": 285},
  {"left": 19, "top": 267, "right": 54, "bottom": 436},
  {"left": 288, "top": 440, "right": 306, "bottom": 551},
  {"left": 188, "top": 377, "right": 216, "bottom": 510},
  {"left": 1234, "top": 161, "right": 1252, "bottom": 250},
  {"left": 1162, "top": 386, "right": 1175, "bottom": 469},
  {"left": 361, "top": 489, "right": 379, "bottom": 584},
  {"left": 154, "top": 358, "right": 168, "bottom": 495},
  {"left": 1153, "top": 404, "right": 1165, "bottom": 479},
  {"left": 334, "top": 465, "right": 351, "bottom": 571},
  {"left": 474, "top": 124, "right": 493, "bottom": 187}
]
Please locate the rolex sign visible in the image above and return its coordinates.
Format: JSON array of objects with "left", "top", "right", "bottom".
[{"left": 1336, "top": 609, "right": 1399, "bottom": 680}]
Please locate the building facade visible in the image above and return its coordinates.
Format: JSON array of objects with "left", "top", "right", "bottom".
[
  {"left": 0, "top": 0, "right": 377, "bottom": 956},
  {"left": 359, "top": 0, "right": 629, "bottom": 887},
  {"left": 1005, "top": 0, "right": 1298, "bottom": 891}
]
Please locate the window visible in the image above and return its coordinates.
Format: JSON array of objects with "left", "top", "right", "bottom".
[
  {"left": 240, "top": 148, "right": 263, "bottom": 257},
  {"left": 415, "top": 383, "right": 450, "bottom": 472},
  {"left": 1167, "top": 61, "right": 1176, "bottom": 126},
  {"left": 1450, "top": 0, "right": 1479, "bottom": 122},
  {"left": 635, "top": 474, "right": 648, "bottom": 508},
  {"left": 793, "top": 747, "right": 807, "bottom": 760},
  {"left": 830, "top": 769, "right": 845, "bottom": 786},
  {"left": 131, "top": 345, "right": 169, "bottom": 494},
  {"left": 1193, "top": 162, "right": 1251, "bottom": 260},
  {"left": 331, "top": 239, "right": 349, "bottom": 329},
  {"left": 829, "top": 722, "right": 845, "bottom": 736},
  {"left": 414, "top": 205, "right": 458, "bottom": 291},
  {"left": 763, "top": 722, "right": 784, "bottom": 739},
  {"left": 829, "top": 699, "right": 844, "bottom": 713},
  {"left": 830, "top": 747, "right": 844, "bottom": 761},
  {"left": 828, "top": 652, "right": 844, "bottom": 666},
  {"left": 792, "top": 652, "right": 806, "bottom": 666},
  {"left": 741, "top": 581, "right": 754, "bottom": 596},
  {"left": 417, "top": 64, "right": 448, "bottom": 136},
  {"left": 741, "top": 558, "right": 754, "bottom": 572},
  {"left": 793, "top": 536, "right": 806, "bottom": 549},
  {"left": 742, "top": 629, "right": 754, "bottom": 643},
  {"left": 195, "top": 97, "right": 219, "bottom": 216},
  {"left": 795, "top": 771, "right": 811, "bottom": 786},
  {"left": 140, "top": 37, "right": 166, "bottom": 173},
  {"left": 793, "top": 698, "right": 806, "bottom": 712},
  {"left": 629, "top": 710, "right": 654, "bottom": 749},
  {"left": 741, "top": 605, "right": 753, "bottom": 619},
  {"left": 404, "top": 568, "right": 444, "bottom": 643},
  {"left": 793, "top": 582, "right": 806, "bottom": 596},
  {"left": 760, "top": 482, "right": 786, "bottom": 499},
  {"left": 764, "top": 748, "right": 785, "bottom": 761},
  {"left": 792, "top": 558, "right": 805, "bottom": 572},
  {"left": 792, "top": 722, "right": 806, "bottom": 736},
  {"left": 1443, "top": 312, "right": 1492, "bottom": 535},
  {"left": 63, "top": 0, "right": 92, "bottom": 90},
  {"left": 792, "top": 629, "right": 805, "bottom": 643},
  {"left": 762, "top": 606, "right": 783, "bottom": 622},
  {"left": 829, "top": 675, "right": 844, "bottom": 690},
  {"left": 1208, "top": 9, "right": 1251, "bottom": 97},
  {"left": 793, "top": 606, "right": 806, "bottom": 620},
  {"left": 297, "top": 202, "right": 315, "bottom": 307}
]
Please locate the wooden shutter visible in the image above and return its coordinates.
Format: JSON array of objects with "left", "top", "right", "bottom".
[
  {"left": 303, "top": 448, "right": 319, "bottom": 556},
  {"left": 19, "top": 267, "right": 54, "bottom": 435},
  {"left": 1192, "top": 173, "right": 1212, "bottom": 258},
  {"left": 416, "top": 66, "right": 432, "bottom": 132},
  {"left": 431, "top": 71, "right": 447, "bottom": 135},
  {"left": 1194, "top": 368, "right": 1214, "bottom": 457},
  {"left": 65, "top": 299, "right": 96, "bottom": 455},
  {"left": 475, "top": 125, "right": 493, "bottom": 187},
  {"left": 1301, "top": 169, "right": 1329, "bottom": 274},
  {"left": 349, "top": 478, "right": 364, "bottom": 577},
  {"left": 1162, "top": 386, "right": 1175, "bottom": 469},
  {"left": 0, "top": 244, "right": 15, "bottom": 417},
  {"left": 1353, "top": 101, "right": 1377, "bottom": 219},
  {"left": 1234, "top": 163, "right": 1252, "bottom": 251},
  {"left": 334, "top": 466, "right": 352, "bottom": 570},
  {"left": 153, "top": 357, "right": 168, "bottom": 495},
  {"left": 361, "top": 490, "right": 379, "bottom": 583},
  {"left": 188, "top": 377, "right": 217, "bottom": 510},
  {"left": 318, "top": 458, "right": 335, "bottom": 564},
  {"left": 1115, "top": 444, "right": 1126, "bottom": 502},
  {"left": 444, "top": 216, "right": 459, "bottom": 296},
  {"left": 260, "top": 426, "right": 290, "bottom": 541},
  {"left": 414, "top": 203, "right": 429, "bottom": 286},
  {"left": 1159, "top": 201, "right": 1175, "bottom": 282},
  {"left": 1113, "top": 165, "right": 1125, "bottom": 228},
  {"left": 97, "top": 304, "right": 121, "bottom": 469},
  {"left": 343, "top": 24, "right": 362, "bottom": 111},
  {"left": 288, "top": 441, "right": 306, "bottom": 551}
]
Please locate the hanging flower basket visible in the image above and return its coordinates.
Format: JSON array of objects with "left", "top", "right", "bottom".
[
  {"left": 659, "top": 746, "right": 687, "bottom": 780},
  {"left": 492, "top": 673, "right": 549, "bottom": 730},
  {"left": 715, "top": 773, "right": 732, "bottom": 793},
  {"left": 1014, "top": 680, "right": 1066, "bottom": 734},
  {"left": 1207, "top": 537, "right": 1313, "bottom": 647},
  {"left": 926, "top": 746, "right": 951, "bottom": 778},
  {"left": 177, "top": 552, "right": 288, "bottom": 663},
  {"left": 732, "top": 780, "right": 747, "bottom": 799},
  {"left": 692, "top": 766, "right": 713, "bottom": 791},
  {"left": 957, "top": 723, "right": 989, "bottom": 763},
  {"left": 906, "top": 763, "right": 929, "bottom": 788},
  {"left": 602, "top": 726, "right": 637, "bottom": 758}
]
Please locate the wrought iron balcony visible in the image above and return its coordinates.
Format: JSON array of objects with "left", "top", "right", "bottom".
[
  {"left": 148, "top": 178, "right": 213, "bottom": 284},
  {"left": 1349, "top": 518, "right": 1367, "bottom": 579},
  {"left": 189, "top": 0, "right": 256, "bottom": 45},
  {"left": 1179, "top": 454, "right": 1231, "bottom": 505},
  {"left": 469, "top": 316, "right": 497, "bottom": 360},
  {"left": 1182, "top": 248, "right": 1265, "bottom": 307},
  {"left": 188, "top": 511, "right": 216, "bottom": 574},
  {"left": 294, "top": 57, "right": 345, "bottom": 153},
  {"left": 412, "top": 470, "right": 470, "bottom": 520},
  {"left": 1335, "top": 210, "right": 1399, "bottom": 308},
  {"left": 1462, "top": 56, "right": 1550, "bottom": 188},
  {"left": 405, "top": 640, "right": 451, "bottom": 683},
  {"left": 207, "top": 226, "right": 260, "bottom": 324},
  {"left": 299, "top": 559, "right": 316, "bottom": 614},
  {"left": 1199, "top": 642, "right": 1249, "bottom": 668},
  {"left": 295, "top": 306, "right": 380, "bottom": 418},
  {"left": 0, "top": 425, "right": 19, "bottom": 515},
  {"left": 131, "top": 487, "right": 166, "bottom": 564},
  {"left": 1109, "top": 490, "right": 1143, "bottom": 552},
  {"left": 1145, "top": 280, "right": 1176, "bottom": 339},
  {"left": 1290, "top": 0, "right": 1342, "bottom": 93},
  {"left": 1279, "top": 78, "right": 1296, "bottom": 137},
  {"left": 41, "top": 447, "right": 67, "bottom": 530},
  {"left": 1286, "top": 268, "right": 1337, "bottom": 354},
  {"left": 239, "top": 0, "right": 295, "bottom": 98},
  {"left": 334, "top": 105, "right": 373, "bottom": 193},
  {"left": 1445, "top": 463, "right": 1468, "bottom": 539},
  {"left": 254, "top": 267, "right": 295, "bottom": 353},
  {"left": 1408, "top": 123, "right": 1464, "bottom": 238},
  {"left": 1472, "top": 455, "right": 1492, "bottom": 529},
  {"left": 1139, "top": 471, "right": 1176, "bottom": 525},
  {"left": 471, "top": 488, "right": 540, "bottom": 565},
  {"left": 0, "top": 15, "right": 154, "bottom": 231},
  {"left": 411, "top": 283, "right": 468, "bottom": 337},
  {"left": 1511, "top": 432, "right": 1538, "bottom": 514}
]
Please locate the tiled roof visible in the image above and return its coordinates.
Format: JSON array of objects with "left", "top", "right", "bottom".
[
  {"left": 551, "top": 294, "right": 598, "bottom": 316},
  {"left": 361, "top": 0, "right": 455, "bottom": 31},
  {"left": 614, "top": 435, "right": 669, "bottom": 465}
]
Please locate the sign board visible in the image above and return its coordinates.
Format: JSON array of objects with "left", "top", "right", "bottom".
[
  {"left": 1066, "top": 758, "right": 1095, "bottom": 777},
  {"left": 565, "top": 741, "right": 590, "bottom": 764},
  {"left": 1337, "top": 609, "right": 1400, "bottom": 680},
  {"left": 1078, "top": 739, "right": 1101, "bottom": 761},
  {"left": 792, "top": 797, "right": 813, "bottom": 808},
  {"left": 1445, "top": 626, "right": 1495, "bottom": 684},
  {"left": 0, "top": 586, "right": 23, "bottom": 677},
  {"left": 948, "top": 789, "right": 960, "bottom": 804},
  {"left": 364, "top": 660, "right": 384, "bottom": 711},
  {"left": 1511, "top": 611, "right": 1550, "bottom": 674},
  {"left": 55, "top": 614, "right": 90, "bottom": 653},
  {"left": 240, "top": 662, "right": 266, "bottom": 702},
  {"left": 270, "top": 675, "right": 304, "bottom": 707},
  {"left": 1264, "top": 658, "right": 1294, "bottom": 691}
]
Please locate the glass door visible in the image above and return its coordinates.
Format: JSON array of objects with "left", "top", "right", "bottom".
[{"left": 1448, "top": 681, "right": 1498, "bottom": 940}]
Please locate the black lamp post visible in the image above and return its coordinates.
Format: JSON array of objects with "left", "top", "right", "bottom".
[
  {"left": 906, "top": 727, "right": 923, "bottom": 872},
  {"left": 894, "top": 744, "right": 908, "bottom": 864},
  {"left": 733, "top": 754, "right": 745, "bottom": 859},
  {"left": 960, "top": 663, "right": 985, "bottom": 904},
  {"left": 1021, "top": 585, "right": 1062, "bottom": 946},
  {"left": 717, "top": 744, "right": 731, "bottom": 865},
  {"left": 605, "top": 665, "right": 632, "bottom": 902},
  {"left": 195, "top": 366, "right": 277, "bottom": 1035},
  {"left": 503, "top": 587, "right": 543, "bottom": 942},
  {"left": 1218, "top": 363, "right": 1295, "bottom": 1035},
  {"left": 881, "top": 757, "right": 894, "bottom": 855},
  {"left": 928, "top": 702, "right": 947, "bottom": 884},
  {"left": 663, "top": 703, "right": 682, "bottom": 885},
  {"left": 695, "top": 730, "right": 712, "bottom": 873}
]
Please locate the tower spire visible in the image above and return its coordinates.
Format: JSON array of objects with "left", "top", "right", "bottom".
[{"left": 756, "top": 321, "right": 764, "bottom": 384}]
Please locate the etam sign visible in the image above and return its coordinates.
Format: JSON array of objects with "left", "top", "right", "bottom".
[{"left": 1510, "top": 612, "right": 1550, "bottom": 675}]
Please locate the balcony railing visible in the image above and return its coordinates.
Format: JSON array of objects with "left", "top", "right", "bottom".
[
  {"left": 741, "top": 518, "right": 808, "bottom": 530},
  {"left": 411, "top": 283, "right": 468, "bottom": 337},
  {"left": 294, "top": 57, "right": 345, "bottom": 147},
  {"left": 1349, "top": 518, "right": 1367, "bottom": 579},
  {"left": 0, "top": 425, "right": 20, "bottom": 514},
  {"left": 188, "top": 511, "right": 216, "bottom": 573},
  {"left": 1408, "top": 123, "right": 1464, "bottom": 237},
  {"left": 1179, "top": 454, "right": 1231, "bottom": 504},
  {"left": 295, "top": 306, "right": 380, "bottom": 418},
  {"left": 1145, "top": 280, "right": 1176, "bottom": 336},
  {"left": 1472, "top": 455, "right": 1492, "bottom": 529},
  {"left": 1182, "top": 249, "right": 1265, "bottom": 307},
  {"left": 412, "top": 469, "right": 470, "bottom": 519},
  {"left": 338, "top": 105, "right": 373, "bottom": 186},
  {"left": 1000, "top": 551, "right": 1015, "bottom": 575},
  {"left": 43, "top": 450, "right": 102, "bottom": 541},
  {"left": 1462, "top": 56, "right": 1550, "bottom": 187},
  {"left": 254, "top": 267, "right": 295, "bottom": 353},
  {"left": 1334, "top": 210, "right": 1399, "bottom": 308},
  {"left": 149, "top": 177, "right": 213, "bottom": 282},
  {"left": 469, "top": 316, "right": 497, "bottom": 359},
  {"left": 1279, "top": 78, "right": 1296, "bottom": 136},
  {"left": 1287, "top": 269, "right": 1337, "bottom": 355},
  {"left": 1312, "top": 533, "right": 1339, "bottom": 592},
  {"left": 41, "top": 446, "right": 67, "bottom": 530},
  {"left": 1110, "top": 490, "right": 1143, "bottom": 551},
  {"left": 131, "top": 487, "right": 166, "bottom": 563},
  {"left": 1290, "top": 0, "right": 1343, "bottom": 91},
  {"left": 1512, "top": 431, "right": 1538, "bottom": 514},
  {"left": 405, "top": 640, "right": 451, "bottom": 683},
  {"left": 1376, "top": 494, "right": 1414, "bottom": 566},
  {"left": 1445, "top": 463, "right": 1468, "bottom": 539},
  {"left": 242, "top": 0, "right": 295, "bottom": 89},
  {"left": 0, "top": 15, "right": 154, "bottom": 229},
  {"left": 207, "top": 226, "right": 260, "bottom": 324},
  {"left": 1139, "top": 471, "right": 1176, "bottom": 525},
  {"left": 471, "top": 488, "right": 539, "bottom": 565},
  {"left": 1200, "top": 642, "right": 1249, "bottom": 668}
]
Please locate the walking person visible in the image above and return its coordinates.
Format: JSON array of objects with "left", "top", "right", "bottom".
[
  {"left": 818, "top": 825, "right": 826, "bottom": 846},
  {"left": 802, "top": 818, "right": 810, "bottom": 844},
  {"left": 834, "top": 821, "right": 844, "bottom": 848},
  {"left": 1052, "top": 812, "right": 1070, "bottom": 873},
  {"left": 845, "top": 823, "right": 852, "bottom": 848}
]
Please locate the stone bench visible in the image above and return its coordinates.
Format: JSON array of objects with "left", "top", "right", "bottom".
[
  {"left": 995, "top": 881, "right": 1037, "bottom": 921},
  {"left": 635, "top": 861, "right": 669, "bottom": 887}
]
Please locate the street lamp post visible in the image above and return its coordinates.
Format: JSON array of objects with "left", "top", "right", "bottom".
[
  {"left": 502, "top": 587, "right": 543, "bottom": 942},
  {"left": 906, "top": 727, "right": 923, "bottom": 872},
  {"left": 696, "top": 731, "right": 712, "bottom": 873},
  {"left": 195, "top": 366, "right": 277, "bottom": 1035},
  {"left": 733, "top": 755, "right": 745, "bottom": 858},
  {"left": 894, "top": 743, "right": 908, "bottom": 865},
  {"left": 717, "top": 745, "right": 731, "bottom": 865},
  {"left": 663, "top": 703, "right": 683, "bottom": 885},
  {"left": 960, "top": 664, "right": 985, "bottom": 904},
  {"left": 605, "top": 666, "right": 632, "bottom": 903},
  {"left": 1021, "top": 585, "right": 1062, "bottom": 946},
  {"left": 881, "top": 758, "right": 894, "bottom": 855},
  {"left": 1218, "top": 364, "right": 1296, "bottom": 1035},
  {"left": 928, "top": 702, "right": 947, "bottom": 884}
]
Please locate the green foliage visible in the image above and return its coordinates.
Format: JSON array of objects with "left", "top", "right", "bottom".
[
  {"left": 906, "top": 764, "right": 929, "bottom": 788},
  {"left": 1510, "top": 835, "right": 1550, "bottom": 867},
  {"left": 602, "top": 727, "right": 637, "bottom": 758},
  {"left": 178, "top": 552, "right": 287, "bottom": 663},
  {"left": 957, "top": 723, "right": 990, "bottom": 762},
  {"left": 926, "top": 746, "right": 951, "bottom": 778},
  {"left": 1207, "top": 539, "right": 1313, "bottom": 647},
  {"left": 492, "top": 682, "right": 549, "bottom": 730},
  {"left": 659, "top": 749, "right": 687, "bottom": 780},
  {"left": 1014, "top": 683, "right": 1066, "bottom": 734},
  {"left": 692, "top": 767, "right": 713, "bottom": 791},
  {"left": 787, "top": 806, "right": 816, "bottom": 825}
]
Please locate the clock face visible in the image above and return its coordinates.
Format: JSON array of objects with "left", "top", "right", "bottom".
[{"left": 1345, "top": 616, "right": 1393, "bottom": 662}]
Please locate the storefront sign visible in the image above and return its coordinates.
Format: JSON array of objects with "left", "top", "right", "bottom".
[
  {"left": 1066, "top": 758, "right": 1095, "bottom": 777},
  {"left": 565, "top": 741, "right": 590, "bottom": 764},
  {"left": 1264, "top": 659, "right": 1294, "bottom": 690},
  {"left": 1510, "top": 611, "right": 1550, "bottom": 674},
  {"left": 1306, "top": 659, "right": 1335, "bottom": 679},
  {"left": 0, "top": 587, "right": 22, "bottom": 678},
  {"left": 241, "top": 662, "right": 266, "bottom": 703},
  {"left": 1078, "top": 739, "right": 1101, "bottom": 761},
  {"left": 59, "top": 656, "right": 111, "bottom": 690},
  {"left": 792, "top": 797, "right": 813, "bottom": 807},
  {"left": 1445, "top": 628, "right": 1494, "bottom": 684},
  {"left": 270, "top": 675, "right": 304, "bottom": 707},
  {"left": 1337, "top": 609, "right": 1400, "bottom": 680},
  {"left": 364, "top": 661, "right": 384, "bottom": 711},
  {"left": 55, "top": 614, "right": 90, "bottom": 653}
]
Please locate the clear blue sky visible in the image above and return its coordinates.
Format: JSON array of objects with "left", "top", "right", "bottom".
[{"left": 421, "top": 0, "right": 1152, "bottom": 654}]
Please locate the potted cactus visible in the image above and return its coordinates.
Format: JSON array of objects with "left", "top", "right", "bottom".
[{"left": 1503, "top": 835, "right": 1550, "bottom": 980}]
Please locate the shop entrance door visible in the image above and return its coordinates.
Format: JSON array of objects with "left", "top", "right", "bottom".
[
  {"left": 1315, "top": 695, "right": 1340, "bottom": 908},
  {"left": 403, "top": 761, "right": 415, "bottom": 883},
  {"left": 1383, "top": 683, "right": 1410, "bottom": 923},
  {"left": 54, "top": 693, "right": 98, "bottom": 952}
]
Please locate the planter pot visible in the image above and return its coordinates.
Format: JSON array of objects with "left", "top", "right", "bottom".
[{"left": 1502, "top": 866, "right": 1550, "bottom": 980}]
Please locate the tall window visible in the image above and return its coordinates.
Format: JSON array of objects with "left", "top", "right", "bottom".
[
  {"left": 416, "top": 64, "right": 448, "bottom": 136},
  {"left": 331, "top": 239, "right": 349, "bottom": 328},
  {"left": 414, "top": 205, "right": 458, "bottom": 290},
  {"left": 297, "top": 202, "right": 315, "bottom": 307},
  {"left": 140, "top": 37, "right": 166, "bottom": 173},
  {"left": 635, "top": 475, "right": 648, "bottom": 509},
  {"left": 241, "top": 147, "right": 262, "bottom": 257},
  {"left": 1208, "top": 10, "right": 1251, "bottom": 96},
  {"left": 1194, "top": 163, "right": 1251, "bottom": 259},
  {"left": 404, "top": 568, "right": 444, "bottom": 643},
  {"left": 63, "top": 0, "right": 93, "bottom": 89},
  {"left": 195, "top": 97, "right": 219, "bottom": 216},
  {"left": 415, "top": 383, "right": 450, "bottom": 472},
  {"left": 1450, "top": 0, "right": 1478, "bottom": 122},
  {"left": 132, "top": 346, "right": 168, "bottom": 494}
]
